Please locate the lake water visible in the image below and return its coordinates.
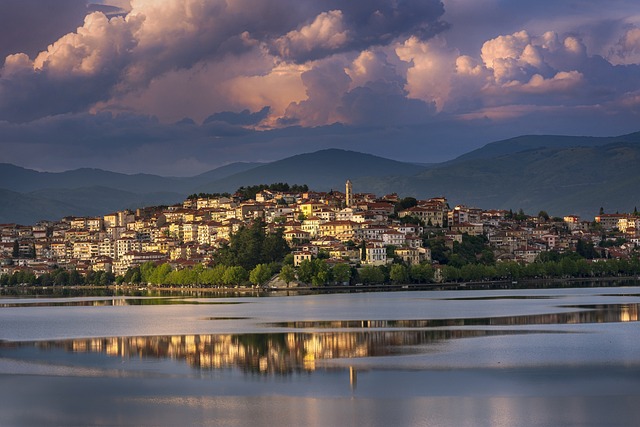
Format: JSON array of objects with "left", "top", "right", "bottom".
[{"left": 1, "top": 286, "right": 640, "bottom": 426}]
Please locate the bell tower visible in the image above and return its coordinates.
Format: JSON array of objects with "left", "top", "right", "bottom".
[{"left": 345, "top": 179, "right": 353, "bottom": 207}]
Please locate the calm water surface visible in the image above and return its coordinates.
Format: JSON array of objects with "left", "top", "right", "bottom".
[{"left": 1, "top": 286, "right": 640, "bottom": 426}]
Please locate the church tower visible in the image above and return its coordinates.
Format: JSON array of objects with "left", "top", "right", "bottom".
[{"left": 345, "top": 179, "right": 353, "bottom": 207}]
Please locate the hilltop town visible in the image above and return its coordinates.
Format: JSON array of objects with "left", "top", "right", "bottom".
[{"left": 1, "top": 181, "right": 639, "bottom": 287}]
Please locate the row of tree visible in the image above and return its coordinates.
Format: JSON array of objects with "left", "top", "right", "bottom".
[
  {"left": 4, "top": 255, "right": 640, "bottom": 288},
  {"left": 0, "top": 268, "right": 115, "bottom": 287},
  {"left": 440, "top": 256, "right": 640, "bottom": 282},
  {"left": 120, "top": 262, "right": 278, "bottom": 287}
]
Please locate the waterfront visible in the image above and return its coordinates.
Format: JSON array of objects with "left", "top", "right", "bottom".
[{"left": 2, "top": 286, "right": 640, "bottom": 426}]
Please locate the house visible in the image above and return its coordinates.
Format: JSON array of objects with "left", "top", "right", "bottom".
[
  {"left": 399, "top": 206, "right": 445, "bottom": 227},
  {"left": 318, "top": 220, "right": 361, "bottom": 241},
  {"left": 595, "top": 214, "right": 626, "bottom": 230},
  {"left": 450, "top": 222, "right": 484, "bottom": 236},
  {"left": 394, "top": 247, "right": 421, "bottom": 265},
  {"left": 293, "top": 251, "right": 313, "bottom": 266},
  {"left": 364, "top": 243, "right": 387, "bottom": 266},
  {"left": 283, "top": 229, "right": 311, "bottom": 243}
]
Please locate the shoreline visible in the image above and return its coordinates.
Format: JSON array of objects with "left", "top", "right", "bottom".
[{"left": 2, "top": 275, "right": 639, "bottom": 295}]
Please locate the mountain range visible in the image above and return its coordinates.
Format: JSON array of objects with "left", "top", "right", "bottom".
[{"left": 2, "top": 131, "right": 639, "bottom": 224}]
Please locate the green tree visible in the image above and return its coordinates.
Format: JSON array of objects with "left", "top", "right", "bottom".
[
  {"left": 576, "top": 239, "right": 598, "bottom": 259},
  {"left": 332, "top": 263, "right": 352, "bottom": 284},
  {"left": 216, "top": 219, "right": 290, "bottom": 270},
  {"left": 68, "top": 270, "right": 83, "bottom": 286},
  {"left": 200, "top": 264, "right": 227, "bottom": 286},
  {"left": 410, "top": 263, "right": 434, "bottom": 283},
  {"left": 389, "top": 264, "right": 409, "bottom": 284},
  {"left": 311, "top": 259, "right": 330, "bottom": 286},
  {"left": 358, "top": 266, "right": 385, "bottom": 284},
  {"left": 139, "top": 262, "right": 156, "bottom": 283},
  {"left": 279, "top": 265, "right": 296, "bottom": 287},
  {"left": 223, "top": 266, "right": 248, "bottom": 286},
  {"left": 395, "top": 197, "right": 418, "bottom": 212},
  {"left": 149, "top": 263, "right": 172, "bottom": 284},
  {"left": 250, "top": 264, "right": 273, "bottom": 287},
  {"left": 441, "top": 265, "right": 461, "bottom": 282},
  {"left": 297, "top": 259, "right": 315, "bottom": 283}
]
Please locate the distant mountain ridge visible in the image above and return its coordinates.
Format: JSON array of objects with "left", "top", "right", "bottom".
[
  {"left": 197, "top": 149, "right": 427, "bottom": 193},
  {"left": 448, "top": 131, "right": 640, "bottom": 163},
  {"left": 1, "top": 131, "right": 639, "bottom": 224}
]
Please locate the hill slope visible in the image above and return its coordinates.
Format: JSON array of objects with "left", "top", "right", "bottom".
[
  {"left": 449, "top": 131, "right": 640, "bottom": 163},
  {"left": 198, "top": 149, "right": 427, "bottom": 193},
  {"left": 3, "top": 132, "right": 640, "bottom": 223},
  {"left": 355, "top": 141, "right": 640, "bottom": 217}
]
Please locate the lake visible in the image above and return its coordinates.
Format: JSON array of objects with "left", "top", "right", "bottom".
[{"left": 1, "top": 286, "right": 640, "bottom": 426}]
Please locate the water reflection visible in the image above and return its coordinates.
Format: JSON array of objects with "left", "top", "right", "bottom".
[
  {"left": 1, "top": 304, "right": 637, "bottom": 377},
  {"left": 268, "top": 303, "right": 640, "bottom": 329},
  {"left": 1, "top": 329, "right": 551, "bottom": 375},
  {"left": 0, "top": 298, "right": 247, "bottom": 308}
]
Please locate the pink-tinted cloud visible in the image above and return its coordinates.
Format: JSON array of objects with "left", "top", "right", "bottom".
[{"left": 1, "top": 1, "right": 640, "bottom": 176}]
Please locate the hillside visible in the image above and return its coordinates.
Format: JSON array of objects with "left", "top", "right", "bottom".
[
  {"left": 354, "top": 141, "right": 640, "bottom": 217},
  {"left": 3, "top": 132, "right": 640, "bottom": 223},
  {"left": 449, "top": 131, "right": 640, "bottom": 163},
  {"left": 197, "top": 149, "right": 427, "bottom": 193},
  {"left": 0, "top": 188, "right": 88, "bottom": 224},
  {"left": 0, "top": 161, "right": 261, "bottom": 194}
]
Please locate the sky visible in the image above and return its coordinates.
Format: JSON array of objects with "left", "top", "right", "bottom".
[{"left": 1, "top": 0, "right": 639, "bottom": 176}]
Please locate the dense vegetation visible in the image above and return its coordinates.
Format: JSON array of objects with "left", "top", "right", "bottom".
[
  {"left": 0, "top": 268, "right": 114, "bottom": 287},
  {"left": 235, "top": 183, "right": 309, "bottom": 200}
]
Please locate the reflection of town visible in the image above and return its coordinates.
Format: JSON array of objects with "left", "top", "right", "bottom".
[
  {"left": 34, "top": 330, "right": 472, "bottom": 374},
  {"left": 271, "top": 303, "right": 640, "bottom": 328},
  {"left": 19, "top": 303, "right": 638, "bottom": 374}
]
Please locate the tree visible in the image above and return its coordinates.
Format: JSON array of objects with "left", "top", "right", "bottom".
[
  {"left": 12, "top": 240, "right": 19, "bottom": 258},
  {"left": 297, "top": 259, "right": 315, "bottom": 283},
  {"left": 358, "top": 266, "right": 385, "bottom": 284},
  {"left": 279, "top": 265, "right": 296, "bottom": 287},
  {"left": 389, "top": 264, "right": 409, "bottom": 284},
  {"left": 149, "top": 263, "right": 172, "bottom": 285},
  {"left": 441, "top": 265, "right": 461, "bottom": 282},
  {"left": 332, "top": 263, "right": 351, "bottom": 284},
  {"left": 410, "top": 263, "right": 433, "bottom": 283},
  {"left": 216, "top": 219, "right": 290, "bottom": 270},
  {"left": 250, "top": 264, "right": 273, "bottom": 287},
  {"left": 222, "top": 266, "right": 248, "bottom": 286},
  {"left": 311, "top": 259, "right": 330, "bottom": 286},
  {"left": 576, "top": 239, "right": 599, "bottom": 259},
  {"left": 68, "top": 270, "right": 83, "bottom": 286},
  {"left": 395, "top": 197, "right": 418, "bottom": 212}
]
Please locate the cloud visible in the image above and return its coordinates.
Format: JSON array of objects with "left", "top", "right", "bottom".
[
  {"left": 610, "top": 27, "right": 640, "bottom": 65},
  {"left": 2, "top": 0, "right": 640, "bottom": 177},
  {"left": 203, "top": 106, "right": 271, "bottom": 126},
  {"left": 0, "top": 0, "right": 448, "bottom": 123},
  {"left": 274, "top": 10, "right": 350, "bottom": 61},
  {"left": 282, "top": 56, "right": 352, "bottom": 126},
  {"left": 0, "top": 0, "right": 88, "bottom": 60}
]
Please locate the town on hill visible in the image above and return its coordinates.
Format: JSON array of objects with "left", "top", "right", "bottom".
[{"left": 1, "top": 181, "right": 639, "bottom": 288}]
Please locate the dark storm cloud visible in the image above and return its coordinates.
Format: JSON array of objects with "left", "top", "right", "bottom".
[
  {"left": 271, "top": 0, "right": 447, "bottom": 62},
  {"left": 339, "top": 81, "right": 436, "bottom": 126},
  {"left": 0, "top": 0, "right": 88, "bottom": 60},
  {"left": 1, "top": 0, "right": 640, "bottom": 177},
  {"left": 203, "top": 106, "right": 271, "bottom": 126},
  {"left": 0, "top": 0, "right": 447, "bottom": 123}
]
